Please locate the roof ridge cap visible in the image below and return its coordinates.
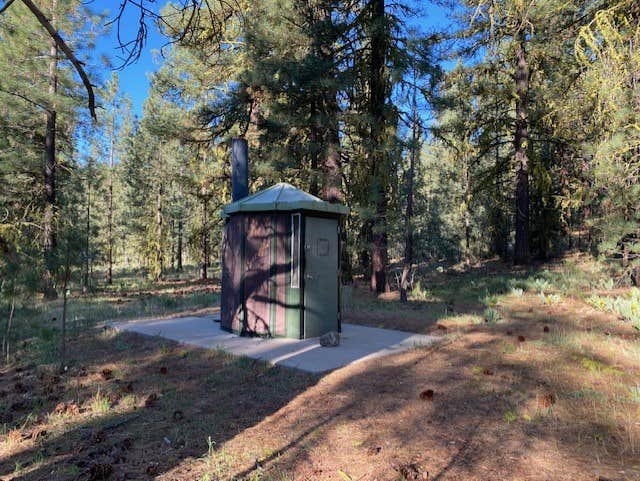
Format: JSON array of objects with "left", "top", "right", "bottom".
[{"left": 274, "top": 182, "right": 286, "bottom": 205}]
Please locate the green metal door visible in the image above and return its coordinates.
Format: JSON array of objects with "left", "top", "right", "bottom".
[{"left": 304, "top": 216, "right": 338, "bottom": 338}]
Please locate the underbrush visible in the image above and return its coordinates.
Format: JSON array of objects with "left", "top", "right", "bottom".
[
  {"left": 0, "top": 275, "right": 220, "bottom": 367},
  {"left": 587, "top": 288, "right": 640, "bottom": 329}
]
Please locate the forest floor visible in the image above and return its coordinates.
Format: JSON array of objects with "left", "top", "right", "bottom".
[{"left": 1, "top": 256, "right": 640, "bottom": 480}]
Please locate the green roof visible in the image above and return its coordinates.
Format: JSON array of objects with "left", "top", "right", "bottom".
[{"left": 222, "top": 183, "right": 349, "bottom": 216}]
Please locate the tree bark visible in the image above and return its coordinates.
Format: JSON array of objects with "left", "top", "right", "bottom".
[
  {"left": 82, "top": 175, "right": 90, "bottom": 294},
  {"left": 464, "top": 162, "right": 472, "bottom": 272},
  {"left": 400, "top": 96, "right": 418, "bottom": 303},
  {"left": 200, "top": 186, "right": 208, "bottom": 280},
  {"left": 2, "top": 292, "right": 15, "bottom": 364},
  {"left": 177, "top": 218, "right": 183, "bottom": 271},
  {"left": 170, "top": 219, "right": 176, "bottom": 271},
  {"left": 106, "top": 109, "right": 115, "bottom": 285},
  {"left": 309, "top": 100, "right": 320, "bottom": 197},
  {"left": 312, "top": 1, "right": 349, "bottom": 283},
  {"left": 43, "top": 0, "right": 58, "bottom": 299},
  {"left": 368, "top": 0, "right": 389, "bottom": 294},
  {"left": 59, "top": 241, "right": 71, "bottom": 373},
  {"left": 245, "top": 86, "right": 265, "bottom": 151},
  {"left": 322, "top": 106, "right": 342, "bottom": 202},
  {"left": 155, "top": 165, "right": 164, "bottom": 281},
  {"left": 315, "top": 2, "right": 343, "bottom": 204},
  {"left": 177, "top": 175, "right": 184, "bottom": 272},
  {"left": 513, "top": 31, "right": 530, "bottom": 265}
]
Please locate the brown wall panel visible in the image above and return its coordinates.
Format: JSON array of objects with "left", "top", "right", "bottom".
[
  {"left": 244, "top": 214, "right": 272, "bottom": 335},
  {"left": 221, "top": 215, "right": 243, "bottom": 332}
]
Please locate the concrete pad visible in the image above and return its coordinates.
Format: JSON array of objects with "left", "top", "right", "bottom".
[{"left": 112, "top": 315, "right": 439, "bottom": 373}]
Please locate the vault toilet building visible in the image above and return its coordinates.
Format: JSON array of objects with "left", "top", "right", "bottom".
[{"left": 220, "top": 139, "right": 349, "bottom": 339}]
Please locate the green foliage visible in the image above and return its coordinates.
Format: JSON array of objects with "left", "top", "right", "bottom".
[
  {"left": 503, "top": 410, "right": 517, "bottom": 423},
  {"left": 2, "top": 0, "right": 639, "bottom": 379},
  {"left": 89, "top": 389, "right": 111, "bottom": 414},
  {"left": 574, "top": 2, "right": 640, "bottom": 281},
  {"left": 410, "top": 281, "right": 432, "bottom": 301},
  {"left": 480, "top": 289, "right": 499, "bottom": 307},
  {"left": 510, "top": 287, "right": 524, "bottom": 297},
  {"left": 587, "top": 289, "right": 640, "bottom": 329},
  {"left": 538, "top": 292, "right": 561, "bottom": 305},
  {"left": 529, "top": 278, "right": 553, "bottom": 294},
  {"left": 483, "top": 308, "right": 500, "bottom": 324},
  {"left": 629, "top": 385, "right": 640, "bottom": 404}
]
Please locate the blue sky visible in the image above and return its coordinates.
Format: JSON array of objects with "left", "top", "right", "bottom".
[
  {"left": 91, "top": 0, "right": 166, "bottom": 115},
  {"left": 89, "top": 1, "right": 451, "bottom": 117}
]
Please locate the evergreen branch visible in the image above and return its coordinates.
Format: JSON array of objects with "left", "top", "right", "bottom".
[
  {"left": 19, "top": 0, "right": 97, "bottom": 119},
  {"left": 0, "top": 86, "right": 46, "bottom": 110}
]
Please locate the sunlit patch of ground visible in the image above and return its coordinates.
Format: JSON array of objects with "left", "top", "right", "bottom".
[{"left": 1, "top": 257, "right": 639, "bottom": 480}]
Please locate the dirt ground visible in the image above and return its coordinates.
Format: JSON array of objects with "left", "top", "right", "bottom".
[{"left": 2, "top": 263, "right": 640, "bottom": 480}]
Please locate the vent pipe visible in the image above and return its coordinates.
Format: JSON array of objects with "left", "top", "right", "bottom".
[{"left": 231, "top": 138, "right": 249, "bottom": 201}]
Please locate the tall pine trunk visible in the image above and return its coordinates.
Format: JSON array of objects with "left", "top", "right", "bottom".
[
  {"left": 170, "top": 219, "right": 176, "bottom": 271},
  {"left": 82, "top": 176, "right": 90, "bottom": 293},
  {"left": 59, "top": 241, "right": 71, "bottom": 373},
  {"left": 177, "top": 170, "right": 184, "bottom": 271},
  {"left": 43, "top": 0, "right": 58, "bottom": 299},
  {"left": 513, "top": 31, "right": 530, "bottom": 265},
  {"left": 312, "top": 1, "right": 350, "bottom": 284},
  {"left": 309, "top": 100, "right": 320, "bottom": 196},
  {"left": 106, "top": 113, "right": 115, "bottom": 285},
  {"left": 464, "top": 162, "right": 472, "bottom": 271},
  {"left": 322, "top": 103, "right": 342, "bottom": 202},
  {"left": 177, "top": 218, "right": 183, "bottom": 271},
  {"left": 2, "top": 290, "right": 15, "bottom": 364},
  {"left": 369, "top": 0, "right": 389, "bottom": 294},
  {"left": 400, "top": 82, "right": 420, "bottom": 302},
  {"left": 155, "top": 171, "right": 164, "bottom": 281},
  {"left": 317, "top": 1, "right": 342, "bottom": 204},
  {"left": 200, "top": 186, "right": 208, "bottom": 280},
  {"left": 400, "top": 118, "right": 417, "bottom": 302}
]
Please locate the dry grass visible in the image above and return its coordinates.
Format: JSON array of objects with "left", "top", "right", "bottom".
[{"left": 1, "top": 257, "right": 639, "bottom": 480}]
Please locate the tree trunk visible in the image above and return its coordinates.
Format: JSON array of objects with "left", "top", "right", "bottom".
[
  {"left": 464, "top": 163, "right": 472, "bottom": 272},
  {"left": 311, "top": 1, "right": 349, "bottom": 282},
  {"left": 322, "top": 107, "right": 342, "bottom": 202},
  {"left": 170, "top": 219, "right": 176, "bottom": 271},
  {"left": 315, "top": 2, "right": 342, "bottom": 204},
  {"left": 400, "top": 100, "right": 418, "bottom": 303},
  {"left": 43, "top": 0, "right": 58, "bottom": 299},
  {"left": 200, "top": 187, "right": 208, "bottom": 280},
  {"left": 59, "top": 242, "right": 71, "bottom": 373},
  {"left": 368, "top": 0, "right": 389, "bottom": 294},
  {"left": 370, "top": 222, "right": 389, "bottom": 294},
  {"left": 106, "top": 113, "right": 115, "bottom": 285},
  {"left": 177, "top": 218, "right": 183, "bottom": 271},
  {"left": 246, "top": 86, "right": 265, "bottom": 151},
  {"left": 2, "top": 292, "right": 15, "bottom": 364},
  {"left": 155, "top": 178, "right": 164, "bottom": 281},
  {"left": 309, "top": 100, "right": 320, "bottom": 197},
  {"left": 82, "top": 176, "right": 90, "bottom": 294},
  {"left": 513, "top": 31, "right": 530, "bottom": 265},
  {"left": 622, "top": 240, "right": 629, "bottom": 270}
]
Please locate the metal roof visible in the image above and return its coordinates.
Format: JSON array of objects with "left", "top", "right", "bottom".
[{"left": 222, "top": 182, "right": 349, "bottom": 216}]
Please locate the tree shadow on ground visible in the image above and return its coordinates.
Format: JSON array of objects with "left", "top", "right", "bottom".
[
  {"left": 204, "top": 299, "right": 640, "bottom": 481},
  {"left": 0, "top": 329, "right": 318, "bottom": 480},
  {"left": 2, "top": 289, "right": 639, "bottom": 481}
]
